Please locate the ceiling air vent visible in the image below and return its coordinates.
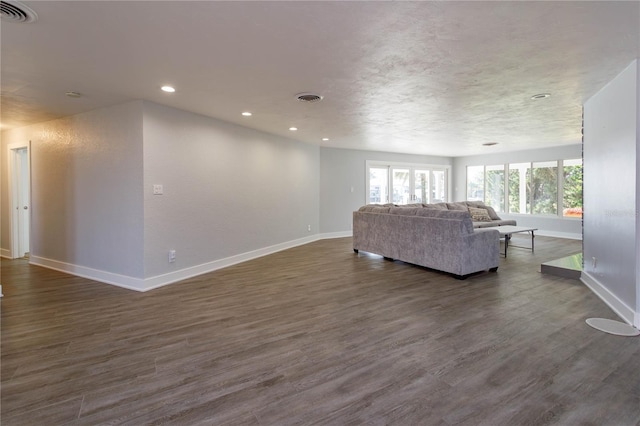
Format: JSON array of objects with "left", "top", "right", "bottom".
[
  {"left": 1, "top": 1, "right": 38, "bottom": 23},
  {"left": 296, "top": 93, "right": 323, "bottom": 103}
]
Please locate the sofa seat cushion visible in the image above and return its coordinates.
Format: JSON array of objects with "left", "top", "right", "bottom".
[{"left": 473, "top": 219, "right": 518, "bottom": 228}]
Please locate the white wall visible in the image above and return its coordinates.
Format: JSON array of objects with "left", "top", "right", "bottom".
[
  {"left": 452, "top": 145, "right": 583, "bottom": 239},
  {"left": 142, "top": 102, "right": 320, "bottom": 280},
  {"left": 583, "top": 60, "right": 638, "bottom": 327},
  {"left": 319, "top": 147, "right": 452, "bottom": 234},
  {"left": 0, "top": 101, "right": 145, "bottom": 278}
]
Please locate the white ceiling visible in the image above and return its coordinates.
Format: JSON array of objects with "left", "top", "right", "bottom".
[{"left": 1, "top": 1, "right": 639, "bottom": 157}]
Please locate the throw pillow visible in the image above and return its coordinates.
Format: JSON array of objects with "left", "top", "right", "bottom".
[{"left": 468, "top": 207, "right": 492, "bottom": 222}]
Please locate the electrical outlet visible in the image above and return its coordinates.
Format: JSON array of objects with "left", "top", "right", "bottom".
[
  {"left": 153, "top": 184, "right": 164, "bottom": 195},
  {"left": 592, "top": 257, "right": 597, "bottom": 269},
  {"left": 307, "top": 225, "right": 311, "bottom": 232},
  {"left": 168, "top": 249, "right": 176, "bottom": 263}
]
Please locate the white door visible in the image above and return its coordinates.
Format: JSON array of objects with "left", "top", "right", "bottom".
[
  {"left": 9, "top": 143, "right": 31, "bottom": 258},
  {"left": 17, "top": 148, "right": 30, "bottom": 256}
]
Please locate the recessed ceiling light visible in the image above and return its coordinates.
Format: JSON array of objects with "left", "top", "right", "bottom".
[
  {"left": 161, "top": 86, "right": 176, "bottom": 93},
  {"left": 322, "top": 138, "right": 329, "bottom": 141},
  {"left": 531, "top": 93, "right": 551, "bottom": 100},
  {"left": 241, "top": 112, "right": 252, "bottom": 117},
  {"left": 289, "top": 127, "right": 298, "bottom": 131},
  {"left": 65, "top": 91, "right": 82, "bottom": 98},
  {"left": 482, "top": 142, "right": 498, "bottom": 146}
]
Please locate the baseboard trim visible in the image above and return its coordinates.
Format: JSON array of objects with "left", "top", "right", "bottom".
[
  {"left": 319, "top": 231, "right": 353, "bottom": 239},
  {"left": 581, "top": 272, "right": 638, "bottom": 328},
  {"left": 535, "top": 230, "right": 582, "bottom": 240},
  {"left": 29, "top": 255, "right": 146, "bottom": 291},
  {"left": 28, "top": 235, "right": 322, "bottom": 292},
  {"left": 1, "top": 248, "right": 12, "bottom": 259},
  {"left": 142, "top": 235, "right": 320, "bottom": 291}
]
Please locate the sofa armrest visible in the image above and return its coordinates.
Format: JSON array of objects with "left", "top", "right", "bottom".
[{"left": 457, "top": 228, "right": 500, "bottom": 274}]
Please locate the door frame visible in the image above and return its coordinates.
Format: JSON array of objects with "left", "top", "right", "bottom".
[
  {"left": 365, "top": 160, "right": 451, "bottom": 205},
  {"left": 7, "top": 141, "right": 31, "bottom": 259}
]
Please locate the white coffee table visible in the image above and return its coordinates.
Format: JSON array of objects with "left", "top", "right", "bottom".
[{"left": 497, "top": 226, "right": 538, "bottom": 258}]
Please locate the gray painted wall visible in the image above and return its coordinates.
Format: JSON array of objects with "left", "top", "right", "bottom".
[
  {"left": 319, "top": 147, "right": 452, "bottom": 233},
  {"left": 637, "top": 61, "right": 640, "bottom": 321},
  {"left": 583, "top": 60, "right": 637, "bottom": 317},
  {"left": 0, "top": 101, "right": 145, "bottom": 277},
  {"left": 452, "top": 144, "right": 583, "bottom": 238},
  {"left": 142, "top": 102, "right": 320, "bottom": 278},
  {"left": 634, "top": 59, "right": 640, "bottom": 320}
]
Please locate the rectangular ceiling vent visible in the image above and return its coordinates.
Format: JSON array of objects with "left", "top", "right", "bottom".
[{"left": 0, "top": 1, "right": 38, "bottom": 23}]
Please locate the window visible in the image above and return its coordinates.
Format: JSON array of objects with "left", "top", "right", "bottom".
[
  {"left": 530, "top": 161, "right": 558, "bottom": 215},
  {"left": 466, "top": 158, "right": 582, "bottom": 218},
  {"left": 367, "top": 161, "right": 450, "bottom": 205},
  {"left": 485, "top": 165, "right": 505, "bottom": 212},
  {"left": 466, "top": 166, "right": 484, "bottom": 201},
  {"left": 562, "top": 159, "right": 583, "bottom": 218},
  {"left": 508, "top": 163, "right": 529, "bottom": 213}
]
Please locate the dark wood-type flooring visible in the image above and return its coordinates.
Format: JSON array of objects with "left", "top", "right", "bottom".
[{"left": 1, "top": 236, "right": 639, "bottom": 425}]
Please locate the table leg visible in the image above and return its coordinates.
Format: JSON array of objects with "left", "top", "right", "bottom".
[
  {"left": 531, "top": 230, "right": 535, "bottom": 252},
  {"left": 504, "top": 234, "right": 511, "bottom": 258}
]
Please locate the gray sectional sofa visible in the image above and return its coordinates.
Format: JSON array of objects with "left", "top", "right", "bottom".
[
  {"left": 401, "top": 201, "right": 516, "bottom": 228},
  {"left": 353, "top": 205, "right": 501, "bottom": 279}
]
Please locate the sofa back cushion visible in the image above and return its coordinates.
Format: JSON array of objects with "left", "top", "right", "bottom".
[
  {"left": 446, "top": 202, "right": 469, "bottom": 211},
  {"left": 389, "top": 207, "right": 421, "bottom": 216},
  {"left": 359, "top": 205, "right": 391, "bottom": 213},
  {"left": 465, "top": 200, "right": 485, "bottom": 208},
  {"left": 423, "top": 203, "right": 449, "bottom": 210},
  {"left": 415, "top": 208, "right": 474, "bottom": 234},
  {"left": 483, "top": 205, "right": 501, "bottom": 220}
]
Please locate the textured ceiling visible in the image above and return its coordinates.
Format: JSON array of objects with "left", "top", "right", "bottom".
[{"left": 1, "top": 1, "right": 639, "bottom": 157}]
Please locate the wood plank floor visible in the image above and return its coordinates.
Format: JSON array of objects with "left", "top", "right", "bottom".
[{"left": 1, "top": 236, "right": 639, "bottom": 425}]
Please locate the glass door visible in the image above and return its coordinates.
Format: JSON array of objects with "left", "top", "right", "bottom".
[
  {"left": 431, "top": 170, "right": 446, "bottom": 203},
  {"left": 392, "top": 168, "right": 411, "bottom": 205},
  {"left": 366, "top": 161, "right": 450, "bottom": 205},
  {"left": 368, "top": 167, "right": 389, "bottom": 204},
  {"left": 414, "top": 170, "right": 429, "bottom": 203}
]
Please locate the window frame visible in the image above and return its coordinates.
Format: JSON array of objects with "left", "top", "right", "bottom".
[{"left": 466, "top": 159, "right": 582, "bottom": 220}]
